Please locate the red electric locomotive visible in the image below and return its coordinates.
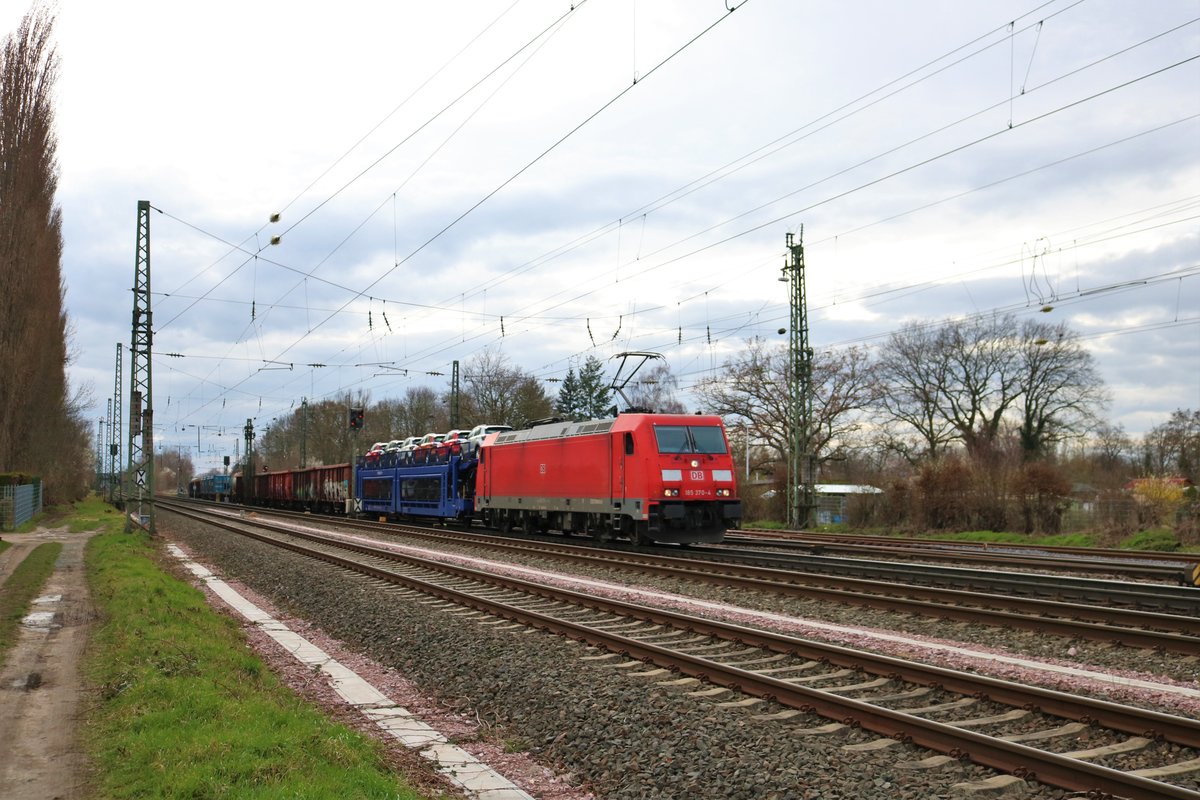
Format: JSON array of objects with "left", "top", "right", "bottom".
[{"left": 475, "top": 413, "right": 741, "bottom": 545}]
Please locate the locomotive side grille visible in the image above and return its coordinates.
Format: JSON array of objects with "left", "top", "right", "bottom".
[{"left": 494, "top": 419, "right": 615, "bottom": 445}]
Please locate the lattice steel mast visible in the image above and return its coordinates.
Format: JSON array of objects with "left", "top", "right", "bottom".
[
  {"left": 783, "top": 229, "right": 815, "bottom": 529},
  {"left": 125, "top": 200, "right": 156, "bottom": 532},
  {"left": 111, "top": 342, "right": 122, "bottom": 505},
  {"left": 95, "top": 417, "right": 104, "bottom": 489},
  {"left": 103, "top": 397, "right": 112, "bottom": 496}
]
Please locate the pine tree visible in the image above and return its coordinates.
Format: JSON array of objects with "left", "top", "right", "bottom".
[
  {"left": 555, "top": 368, "right": 582, "bottom": 420},
  {"left": 578, "top": 356, "right": 612, "bottom": 419}
]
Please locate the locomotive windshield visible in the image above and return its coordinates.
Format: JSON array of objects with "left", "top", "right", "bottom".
[{"left": 654, "top": 425, "right": 728, "bottom": 455}]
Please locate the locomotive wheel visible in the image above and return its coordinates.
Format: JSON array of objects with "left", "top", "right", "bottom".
[{"left": 498, "top": 513, "right": 513, "bottom": 534}]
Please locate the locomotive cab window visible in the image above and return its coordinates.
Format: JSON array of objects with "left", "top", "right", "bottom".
[
  {"left": 689, "top": 426, "right": 728, "bottom": 454},
  {"left": 654, "top": 426, "right": 690, "bottom": 454},
  {"left": 624, "top": 432, "right": 635, "bottom": 455},
  {"left": 654, "top": 425, "right": 727, "bottom": 455}
]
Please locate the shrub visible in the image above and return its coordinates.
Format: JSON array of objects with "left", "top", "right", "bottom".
[
  {"left": 1131, "top": 477, "right": 1186, "bottom": 527},
  {"left": 1015, "top": 461, "right": 1071, "bottom": 535},
  {"left": 915, "top": 456, "right": 972, "bottom": 530}
]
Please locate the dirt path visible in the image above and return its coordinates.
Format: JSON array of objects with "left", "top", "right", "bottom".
[{"left": 0, "top": 528, "right": 97, "bottom": 800}]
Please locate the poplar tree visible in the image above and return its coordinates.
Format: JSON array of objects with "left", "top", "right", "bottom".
[{"left": 0, "top": 6, "right": 90, "bottom": 500}]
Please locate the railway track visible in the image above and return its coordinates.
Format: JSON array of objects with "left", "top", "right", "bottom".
[
  {"left": 689, "top": 542, "right": 1200, "bottom": 611},
  {"left": 163, "top": 502, "right": 1200, "bottom": 799},
  {"left": 730, "top": 528, "right": 1200, "bottom": 585},
  {"left": 173, "top": 500, "right": 1200, "bottom": 656}
]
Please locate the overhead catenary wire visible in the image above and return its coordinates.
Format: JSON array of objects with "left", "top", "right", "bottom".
[
  {"left": 223, "top": 2, "right": 752, "bottom": 378},
  {"left": 153, "top": 2, "right": 584, "bottom": 336},
  {"left": 153, "top": 7, "right": 1192, "bottom": 348},
  {"left": 161, "top": 3, "right": 749, "bottom": 431},
  {"left": 159, "top": 124, "right": 1200, "bottom": 441},
  {"left": 162, "top": 151, "right": 1200, "bottom": 438},
  {"left": 148, "top": 2, "right": 1197, "bottom": 458},
  {"left": 378, "top": 16, "right": 1200, "bottom": 353}
]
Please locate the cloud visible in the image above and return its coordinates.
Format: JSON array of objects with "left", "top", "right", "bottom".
[{"left": 9, "top": 0, "right": 1193, "bottom": 472}]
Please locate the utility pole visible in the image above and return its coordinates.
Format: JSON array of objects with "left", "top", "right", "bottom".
[
  {"left": 104, "top": 397, "right": 113, "bottom": 498},
  {"left": 126, "top": 200, "right": 156, "bottom": 533},
  {"left": 450, "top": 361, "right": 460, "bottom": 428},
  {"left": 300, "top": 397, "right": 308, "bottom": 468},
  {"left": 244, "top": 419, "right": 254, "bottom": 500},
  {"left": 95, "top": 418, "right": 105, "bottom": 489},
  {"left": 782, "top": 228, "right": 815, "bottom": 530},
  {"left": 347, "top": 404, "right": 362, "bottom": 517},
  {"left": 111, "top": 343, "right": 122, "bottom": 506}
]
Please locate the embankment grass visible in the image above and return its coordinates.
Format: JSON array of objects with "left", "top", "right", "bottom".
[{"left": 84, "top": 527, "right": 426, "bottom": 799}]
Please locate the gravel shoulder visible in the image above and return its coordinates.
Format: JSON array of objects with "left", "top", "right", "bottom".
[
  {"left": 162, "top": 513, "right": 1077, "bottom": 800},
  {"left": 12, "top": 508, "right": 1183, "bottom": 800}
]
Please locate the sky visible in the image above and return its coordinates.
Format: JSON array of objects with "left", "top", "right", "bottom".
[{"left": 4, "top": 0, "right": 1198, "bottom": 474}]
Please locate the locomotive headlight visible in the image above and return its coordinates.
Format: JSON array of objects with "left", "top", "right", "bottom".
[
  {"left": 717, "top": 488, "right": 731, "bottom": 497},
  {"left": 690, "top": 459, "right": 700, "bottom": 468},
  {"left": 664, "top": 488, "right": 680, "bottom": 497}
]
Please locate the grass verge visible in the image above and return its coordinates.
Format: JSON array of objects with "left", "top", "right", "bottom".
[
  {"left": 84, "top": 529, "right": 427, "bottom": 799},
  {"left": 0, "top": 541, "right": 62, "bottom": 665}
]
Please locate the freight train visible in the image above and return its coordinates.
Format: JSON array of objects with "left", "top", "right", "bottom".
[
  {"left": 189, "top": 473, "right": 232, "bottom": 500},
  {"left": 189, "top": 412, "right": 742, "bottom": 545}
]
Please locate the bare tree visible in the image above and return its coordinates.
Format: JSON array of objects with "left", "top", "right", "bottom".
[
  {"left": 873, "top": 322, "right": 957, "bottom": 462},
  {"left": 1015, "top": 319, "right": 1108, "bottom": 458},
  {"left": 626, "top": 362, "right": 686, "bottom": 414},
  {"left": 268, "top": 392, "right": 372, "bottom": 467},
  {"left": 463, "top": 348, "right": 551, "bottom": 428},
  {"left": 695, "top": 338, "right": 876, "bottom": 473},
  {"left": 811, "top": 344, "right": 879, "bottom": 462},
  {"left": 1056, "top": 423, "right": 1132, "bottom": 496},
  {"left": 157, "top": 447, "right": 195, "bottom": 493},
  {"left": 875, "top": 314, "right": 1026, "bottom": 460},
  {"left": 1141, "top": 409, "right": 1199, "bottom": 481},
  {"left": 1090, "top": 422, "right": 1133, "bottom": 472},
  {"left": 695, "top": 338, "right": 790, "bottom": 470},
  {"left": 938, "top": 313, "right": 1024, "bottom": 456},
  {"left": 392, "top": 386, "right": 443, "bottom": 434}
]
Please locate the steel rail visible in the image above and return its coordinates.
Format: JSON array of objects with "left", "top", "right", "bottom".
[
  {"left": 169, "top": 500, "right": 1200, "bottom": 652},
  {"left": 687, "top": 545, "right": 1200, "bottom": 608},
  {"left": 726, "top": 531, "right": 1193, "bottom": 582},
  {"left": 165, "top": 504, "right": 1200, "bottom": 743},
  {"left": 734, "top": 527, "right": 1200, "bottom": 565},
  {"left": 165, "top": 503, "right": 1200, "bottom": 799},
  {"left": 177, "top": 497, "right": 1198, "bottom": 605}
]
